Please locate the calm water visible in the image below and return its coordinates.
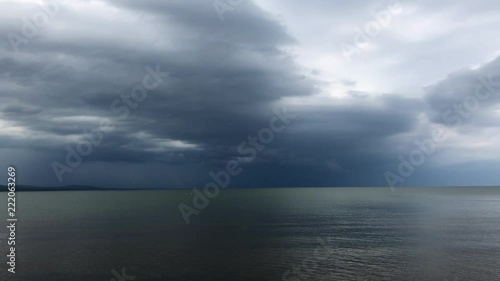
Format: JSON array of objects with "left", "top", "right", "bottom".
[{"left": 1, "top": 187, "right": 500, "bottom": 281}]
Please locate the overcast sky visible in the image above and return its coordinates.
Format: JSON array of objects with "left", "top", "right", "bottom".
[{"left": 1, "top": 0, "right": 500, "bottom": 188}]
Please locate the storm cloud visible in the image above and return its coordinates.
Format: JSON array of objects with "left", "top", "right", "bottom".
[{"left": 1, "top": 0, "right": 499, "bottom": 188}]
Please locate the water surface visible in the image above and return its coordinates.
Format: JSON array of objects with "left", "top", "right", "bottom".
[{"left": 1, "top": 187, "right": 499, "bottom": 281}]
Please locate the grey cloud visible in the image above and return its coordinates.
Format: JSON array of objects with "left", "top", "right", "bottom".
[
  {"left": 0, "top": 0, "right": 498, "bottom": 188},
  {"left": 424, "top": 56, "right": 500, "bottom": 128}
]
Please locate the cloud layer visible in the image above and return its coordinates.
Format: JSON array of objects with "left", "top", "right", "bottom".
[{"left": 1, "top": 0, "right": 499, "bottom": 188}]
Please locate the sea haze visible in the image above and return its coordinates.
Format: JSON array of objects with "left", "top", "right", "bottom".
[{"left": 0, "top": 187, "right": 499, "bottom": 281}]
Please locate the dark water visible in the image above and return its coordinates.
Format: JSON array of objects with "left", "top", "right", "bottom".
[{"left": 1, "top": 187, "right": 500, "bottom": 281}]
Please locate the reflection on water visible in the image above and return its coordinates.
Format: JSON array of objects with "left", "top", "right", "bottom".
[{"left": 1, "top": 187, "right": 499, "bottom": 281}]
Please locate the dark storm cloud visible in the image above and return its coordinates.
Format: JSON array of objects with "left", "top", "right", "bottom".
[
  {"left": 0, "top": 0, "right": 320, "bottom": 186},
  {"left": 252, "top": 94, "right": 424, "bottom": 186}
]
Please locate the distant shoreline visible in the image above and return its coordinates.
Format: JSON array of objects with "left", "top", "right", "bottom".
[
  {"left": 0, "top": 185, "right": 159, "bottom": 192},
  {"left": 1, "top": 185, "right": 499, "bottom": 192}
]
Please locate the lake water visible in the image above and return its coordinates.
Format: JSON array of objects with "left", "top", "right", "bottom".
[{"left": 1, "top": 187, "right": 499, "bottom": 281}]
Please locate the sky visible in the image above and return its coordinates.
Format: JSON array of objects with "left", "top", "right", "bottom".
[{"left": 1, "top": 0, "right": 500, "bottom": 188}]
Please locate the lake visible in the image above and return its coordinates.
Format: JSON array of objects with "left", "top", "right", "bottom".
[{"left": 1, "top": 187, "right": 499, "bottom": 280}]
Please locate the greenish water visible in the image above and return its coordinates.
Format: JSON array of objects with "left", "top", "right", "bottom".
[{"left": 1, "top": 187, "right": 500, "bottom": 280}]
